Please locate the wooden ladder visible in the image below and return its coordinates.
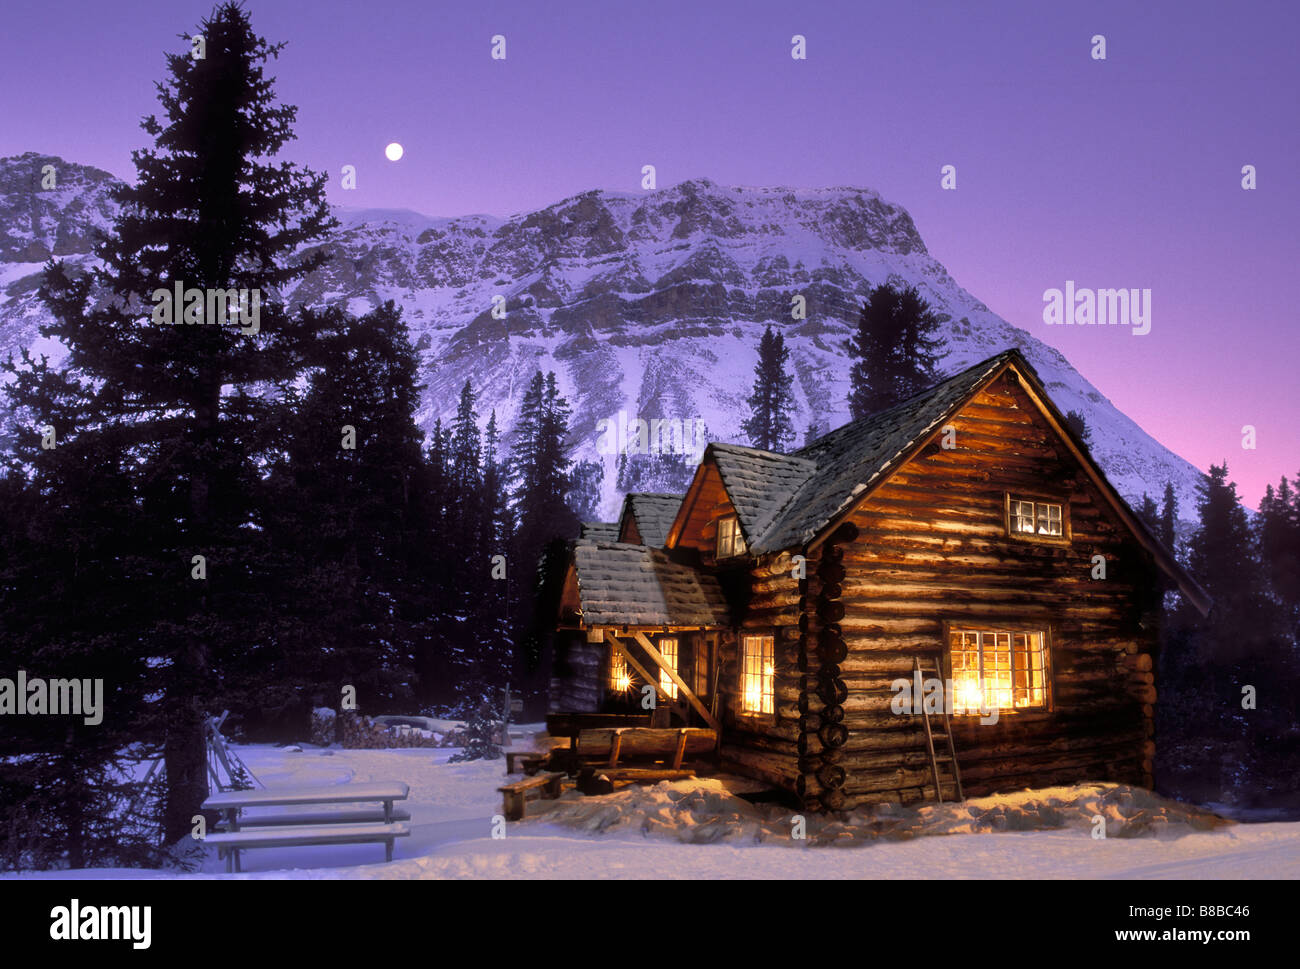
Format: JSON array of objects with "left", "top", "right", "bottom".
[{"left": 913, "top": 657, "right": 965, "bottom": 803}]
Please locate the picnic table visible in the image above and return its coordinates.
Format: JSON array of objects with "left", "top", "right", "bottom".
[{"left": 201, "top": 782, "right": 410, "bottom": 872}]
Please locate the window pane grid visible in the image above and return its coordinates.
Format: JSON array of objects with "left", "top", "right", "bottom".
[
  {"left": 950, "top": 629, "right": 1047, "bottom": 712},
  {"left": 717, "top": 517, "right": 747, "bottom": 558},
  {"left": 741, "top": 635, "right": 774, "bottom": 715},
  {"left": 1010, "top": 497, "right": 1063, "bottom": 538},
  {"left": 1037, "top": 503, "right": 1062, "bottom": 536}
]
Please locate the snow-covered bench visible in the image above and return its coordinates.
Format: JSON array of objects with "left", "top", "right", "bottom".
[
  {"left": 202, "top": 782, "right": 410, "bottom": 872},
  {"left": 215, "top": 806, "right": 412, "bottom": 828},
  {"left": 203, "top": 822, "right": 410, "bottom": 873}
]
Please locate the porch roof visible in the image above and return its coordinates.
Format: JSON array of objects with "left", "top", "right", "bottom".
[{"left": 571, "top": 540, "right": 731, "bottom": 629}]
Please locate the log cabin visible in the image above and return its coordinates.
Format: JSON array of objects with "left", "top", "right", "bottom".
[{"left": 553, "top": 349, "right": 1210, "bottom": 810}]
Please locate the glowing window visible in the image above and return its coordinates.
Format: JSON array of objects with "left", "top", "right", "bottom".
[
  {"left": 949, "top": 628, "right": 1048, "bottom": 713},
  {"left": 740, "top": 635, "right": 774, "bottom": 715},
  {"left": 658, "top": 637, "right": 679, "bottom": 700},
  {"left": 609, "top": 648, "right": 630, "bottom": 693}
]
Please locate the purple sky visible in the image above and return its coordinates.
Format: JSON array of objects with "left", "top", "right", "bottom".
[{"left": 3, "top": 0, "right": 1296, "bottom": 507}]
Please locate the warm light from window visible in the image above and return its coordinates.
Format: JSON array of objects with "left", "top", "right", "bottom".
[
  {"left": 609, "top": 649, "right": 630, "bottom": 692},
  {"left": 658, "top": 638, "right": 679, "bottom": 700},
  {"left": 741, "top": 635, "right": 774, "bottom": 714},
  {"left": 950, "top": 629, "right": 1048, "bottom": 712}
]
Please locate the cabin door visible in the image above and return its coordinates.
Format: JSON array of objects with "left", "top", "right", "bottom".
[{"left": 692, "top": 633, "right": 715, "bottom": 715}]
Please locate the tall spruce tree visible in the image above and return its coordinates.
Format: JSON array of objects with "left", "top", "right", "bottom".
[
  {"left": 1259, "top": 475, "right": 1300, "bottom": 617},
  {"left": 510, "top": 372, "right": 579, "bottom": 686},
  {"left": 0, "top": 387, "right": 158, "bottom": 869},
  {"left": 449, "top": 381, "right": 484, "bottom": 547},
  {"left": 420, "top": 418, "right": 460, "bottom": 702},
  {"left": 1137, "top": 493, "right": 1161, "bottom": 535},
  {"left": 1182, "top": 464, "right": 1275, "bottom": 663},
  {"left": 848, "top": 282, "right": 944, "bottom": 419},
  {"left": 1064, "top": 409, "right": 1094, "bottom": 448},
  {"left": 742, "top": 325, "right": 795, "bottom": 451},
  {"left": 482, "top": 411, "right": 512, "bottom": 552},
  {"left": 267, "top": 302, "right": 430, "bottom": 720},
  {"left": 443, "top": 381, "right": 510, "bottom": 702},
  {"left": 481, "top": 410, "right": 515, "bottom": 685},
  {"left": 28, "top": 4, "right": 335, "bottom": 842},
  {"left": 1159, "top": 482, "right": 1179, "bottom": 551}
]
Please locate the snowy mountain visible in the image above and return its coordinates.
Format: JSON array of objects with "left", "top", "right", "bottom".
[{"left": 0, "top": 152, "right": 1206, "bottom": 522}]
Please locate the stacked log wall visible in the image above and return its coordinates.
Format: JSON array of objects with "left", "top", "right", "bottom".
[
  {"left": 716, "top": 548, "right": 814, "bottom": 794},
  {"left": 549, "top": 633, "right": 602, "bottom": 713},
  {"left": 831, "top": 372, "right": 1162, "bottom": 808}
]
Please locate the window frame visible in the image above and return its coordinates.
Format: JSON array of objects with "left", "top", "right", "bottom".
[
  {"left": 942, "top": 620, "right": 1056, "bottom": 716},
  {"left": 1004, "top": 492, "right": 1071, "bottom": 544},
  {"left": 607, "top": 645, "right": 631, "bottom": 695},
  {"left": 715, "top": 515, "right": 747, "bottom": 560},
  {"left": 693, "top": 633, "right": 714, "bottom": 700},
  {"left": 657, "top": 635, "right": 679, "bottom": 700},
  {"left": 738, "top": 631, "right": 776, "bottom": 719}
]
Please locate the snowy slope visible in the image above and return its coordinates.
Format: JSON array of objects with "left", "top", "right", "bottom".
[{"left": 0, "top": 154, "right": 1207, "bottom": 522}]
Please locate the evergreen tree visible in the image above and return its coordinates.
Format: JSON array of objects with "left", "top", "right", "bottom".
[
  {"left": 510, "top": 372, "right": 580, "bottom": 687},
  {"left": 1181, "top": 464, "right": 1275, "bottom": 663},
  {"left": 567, "top": 459, "right": 606, "bottom": 523},
  {"left": 443, "top": 381, "right": 517, "bottom": 704},
  {"left": 25, "top": 3, "right": 335, "bottom": 843},
  {"left": 267, "top": 301, "right": 430, "bottom": 720},
  {"left": 1064, "top": 409, "right": 1093, "bottom": 448},
  {"left": 1259, "top": 475, "right": 1300, "bottom": 615},
  {"left": 742, "top": 325, "right": 795, "bottom": 451},
  {"left": 419, "top": 419, "right": 459, "bottom": 702},
  {"left": 480, "top": 410, "right": 515, "bottom": 688},
  {"left": 449, "top": 380, "right": 483, "bottom": 541},
  {"left": 446, "top": 701, "right": 504, "bottom": 763},
  {"left": 0, "top": 398, "right": 159, "bottom": 869},
  {"left": 481, "top": 411, "right": 513, "bottom": 553},
  {"left": 847, "top": 283, "right": 944, "bottom": 419},
  {"left": 1137, "top": 493, "right": 1160, "bottom": 535},
  {"left": 1160, "top": 482, "right": 1179, "bottom": 553}
]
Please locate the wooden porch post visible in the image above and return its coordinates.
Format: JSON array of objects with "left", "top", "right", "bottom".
[{"left": 632, "top": 632, "right": 721, "bottom": 732}]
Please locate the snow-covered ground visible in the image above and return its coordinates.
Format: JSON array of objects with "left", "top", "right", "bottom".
[{"left": 6, "top": 734, "right": 1298, "bottom": 880}]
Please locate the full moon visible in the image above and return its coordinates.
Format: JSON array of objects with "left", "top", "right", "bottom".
[{"left": 385, "top": 142, "right": 404, "bottom": 161}]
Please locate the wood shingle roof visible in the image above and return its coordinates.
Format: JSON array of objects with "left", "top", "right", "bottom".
[
  {"left": 621, "top": 493, "right": 683, "bottom": 549},
  {"left": 705, "top": 351, "right": 1016, "bottom": 554},
  {"left": 569, "top": 540, "right": 731, "bottom": 629}
]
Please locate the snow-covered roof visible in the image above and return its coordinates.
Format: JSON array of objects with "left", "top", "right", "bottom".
[
  {"left": 669, "top": 347, "right": 1210, "bottom": 614},
  {"left": 580, "top": 521, "right": 620, "bottom": 541},
  {"left": 570, "top": 540, "right": 731, "bottom": 629},
  {"left": 701, "top": 351, "right": 1015, "bottom": 554},
  {"left": 620, "top": 493, "right": 684, "bottom": 548}
]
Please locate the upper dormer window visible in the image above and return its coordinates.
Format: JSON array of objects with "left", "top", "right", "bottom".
[
  {"left": 716, "top": 515, "right": 747, "bottom": 558},
  {"left": 1008, "top": 495, "right": 1066, "bottom": 539}
]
